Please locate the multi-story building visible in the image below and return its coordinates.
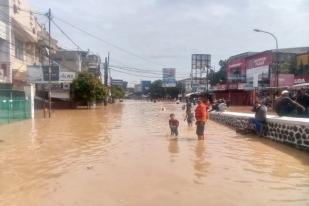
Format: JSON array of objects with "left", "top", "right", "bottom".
[
  {"left": 140, "top": 80, "right": 151, "bottom": 94},
  {"left": 226, "top": 47, "right": 309, "bottom": 89},
  {"left": 0, "top": 0, "right": 57, "bottom": 88},
  {"left": 86, "top": 54, "right": 101, "bottom": 78}
]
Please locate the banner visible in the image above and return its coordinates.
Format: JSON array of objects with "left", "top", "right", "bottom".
[
  {"left": 192, "top": 54, "right": 211, "bottom": 70},
  {"left": 162, "top": 68, "right": 176, "bottom": 87}
]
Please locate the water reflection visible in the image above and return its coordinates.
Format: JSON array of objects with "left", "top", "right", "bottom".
[
  {"left": 192, "top": 141, "right": 208, "bottom": 184},
  {"left": 168, "top": 138, "right": 179, "bottom": 163}
]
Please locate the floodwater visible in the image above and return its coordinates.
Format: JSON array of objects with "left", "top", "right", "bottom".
[{"left": 0, "top": 101, "right": 308, "bottom": 206}]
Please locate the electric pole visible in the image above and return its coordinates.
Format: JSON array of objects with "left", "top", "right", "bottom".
[{"left": 48, "top": 8, "right": 52, "bottom": 118}]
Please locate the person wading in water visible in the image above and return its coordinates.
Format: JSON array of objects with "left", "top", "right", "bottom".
[{"left": 195, "top": 99, "right": 207, "bottom": 140}]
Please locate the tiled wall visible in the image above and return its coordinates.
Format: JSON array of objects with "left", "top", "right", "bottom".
[{"left": 209, "top": 112, "right": 309, "bottom": 152}]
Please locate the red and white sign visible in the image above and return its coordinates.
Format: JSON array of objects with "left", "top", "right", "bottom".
[
  {"left": 270, "top": 74, "right": 295, "bottom": 87},
  {"left": 294, "top": 75, "right": 309, "bottom": 85},
  {"left": 246, "top": 51, "right": 273, "bottom": 69},
  {"left": 213, "top": 84, "right": 227, "bottom": 91}
]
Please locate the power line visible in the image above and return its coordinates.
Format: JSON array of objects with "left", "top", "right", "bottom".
[
  {"left": 53, "top": 16, "right": 168, "bottom": 67},
  {"left": 51, "top": 19, "right": 83, "bottom": 51},
  {"left": 110, "top": 68, "right": 162, "bottom": 79}
]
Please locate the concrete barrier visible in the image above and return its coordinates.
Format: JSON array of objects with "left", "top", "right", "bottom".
[{"left": 209, "top": 111, "right": 309, "bottom": 152}]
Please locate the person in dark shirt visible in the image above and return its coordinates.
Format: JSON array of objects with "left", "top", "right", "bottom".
[
  {"left": 249, "top": 101, "right": 267, "bottom": 135},
  {"left": 296, "top": 88, "right": 309, "bottom": 117},
  {"left": 274, "top": 90, "right": 305, "bottom": 117},
  {"left": 169, "top": 113, "right": 179, "bottom": 136}
]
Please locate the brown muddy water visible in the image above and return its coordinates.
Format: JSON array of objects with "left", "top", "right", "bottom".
[{"left": 0, "top": 101, "right": 308, "bottom": 206}]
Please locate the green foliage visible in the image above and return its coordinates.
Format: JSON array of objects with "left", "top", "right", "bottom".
[
  {"left": 71, "top": 72, "right": 107, "bottom": 104},
  {"left": 149, "top": 80, "right": 181, "bottom": 99},
  {"left": 111, "top": 85, "right": 125, "bottom": 99},
  {"left": 212, "top": 60, "right": 227, "bottom": 85}
]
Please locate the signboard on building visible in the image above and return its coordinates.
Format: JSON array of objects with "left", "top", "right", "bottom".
[
  {"left": 192, "top": 54, "right": 211, "bottom": 70},
  {"left": 162, "top": 68, "right": 176, "bottom": 87},
  {"left": 59, "top": 72, "right": 75, "bottom": 82},
  {"left": 0, "top": 20, "right": 7, "bottom": 40},
  {"left": 0, "top": 68, "right": 4, "bottom": 82},
  {"left": 246, "top": 52, "right": 273, "bottom": 88},
  {"left": 42, "top": 66, "right": 59, "bottom": 81},
  {"left": 270, "top": 74, "right": 294, "bottom": 87},
  {"left": 294, "top": 75, "right": 309, "bottom": 84}
]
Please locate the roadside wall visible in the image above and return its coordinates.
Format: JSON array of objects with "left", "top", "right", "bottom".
[{"left": 209, "top": 112, "right": 309, "bottom": 152}]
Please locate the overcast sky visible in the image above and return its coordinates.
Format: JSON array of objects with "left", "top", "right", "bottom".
[{"left": 29, "top": 0, "right": 309, "bottom": 85}]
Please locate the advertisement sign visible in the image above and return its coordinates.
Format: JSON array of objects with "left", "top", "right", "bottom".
[
  {"left": 212, "top": 84, "right": 227, "bottom": 91},
  {"left": 0, "top": 20, "right": 7, "bottom": 40},
  {"left": 59, "top": 72, "right": 75, "bottom": 82},
  {"left": 294, "top": 75, "right": 309, "bottom": 84},
  {"left": 42, "top": 66, "right": 60, "bottom": 81},
  {"left": 246, "top": 52, "right": 273, "bottom": 69},
  {"left": 270, "top": 74, "right": 294, "bottom": 87},
  {"left": 0, "top": 68, "right": 4, "bottom": 82},
  {"left": 192, "top": 54, "right": 211, "bottom": 70},
  {"left": 162, "top": 68, "right": 176, "bottom": 87},
  {"left": 27, "top": 65, "right": 43, "bottom": 82},
  {"left": 246, "top": 65, "right": 269, "bottom": 85}
]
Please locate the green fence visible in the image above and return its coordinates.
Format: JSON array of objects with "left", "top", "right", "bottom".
[{"left": 0, "top": 89, "right": 31, "bottom": 125}]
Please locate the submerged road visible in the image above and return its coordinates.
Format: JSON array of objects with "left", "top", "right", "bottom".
[{"left": 0, "top": 101, "right": 308, "bottom": 206}]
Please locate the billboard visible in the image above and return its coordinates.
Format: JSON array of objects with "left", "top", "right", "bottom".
[
  {"left": 42, "top": 66, "right": 60, "bottom": 81},
  {"left": 162, "top": 68, "right": 176, "bottom": 87},
  {"left": 192, "top": 54, "right": 211, "bottom": 70},
  {"left": 270, "top": 74, "right": 294, "bottom": 87}
]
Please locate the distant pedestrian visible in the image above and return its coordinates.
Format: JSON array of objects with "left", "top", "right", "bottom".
[
  {"left": 169, "top": 113, "right": 179, "bottom": 136},
  {"left": 274, "top": 90, "right": 305, "bottom": 117},
  {"left": 195, "top": 99, "right": 207, "bottom": 140},
  {"left": 184, "top": 109, "right": 194, "bottom": 127},
  {"left": 210, "top": 99, "right": 227, "bottom": 112}
]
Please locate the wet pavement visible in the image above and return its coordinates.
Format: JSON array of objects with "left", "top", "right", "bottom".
[{"left": 0, "top": 101, "right": 308, "bottom": 206}]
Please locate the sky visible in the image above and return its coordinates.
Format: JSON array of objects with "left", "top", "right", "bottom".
[{"left": 29, "top": 0, "right": 309, "bottom": 86}]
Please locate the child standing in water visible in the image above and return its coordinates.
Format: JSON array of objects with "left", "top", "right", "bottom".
[
  {"left": 184, "top": 109, "right": 194, "bottom": 127},
  {"left": 169, "top": 113, "right": 179, "bottom": 136}
]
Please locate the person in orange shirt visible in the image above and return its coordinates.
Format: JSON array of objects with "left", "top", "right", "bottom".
[{"left": 195, "top": 99, "right": 207, "bottom": 140}]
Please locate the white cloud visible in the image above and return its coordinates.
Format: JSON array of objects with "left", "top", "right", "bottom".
[{"left": 29, "top": 0, "right": 309, "bottom": 84}]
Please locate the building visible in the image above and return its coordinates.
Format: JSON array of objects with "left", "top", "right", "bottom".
[
  {"left": 140, "top": 80, "right": 151, "bottom": 94},
  {"left": 111, "top": 79, "right": 128, "bottom": 90},
  {"left": 134, "top": 84, "right": 142, "bottom": 94},
  {"left": 0, "top": 0, "right": 57, "bottom": 88},
  {"left": 225, "top": 47, "right": 309, "bottom": 89},
  {"left": 215, "top": 47, "right": 309, "bottom": 105},
  {"left": 52, "top": 50, "right": 88, "bottom": 73},
  {"left": 86, "top": 54, "right": 101, "bottom": 78}
]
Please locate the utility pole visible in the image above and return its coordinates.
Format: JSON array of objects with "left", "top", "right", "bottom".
[
  {"left": 48, "top": 8, "right": 52, "bottom": 118},
  {"left": 206, "top": 66, "right": 209, "bottom": 93},
  {"left": 104, "top": 57, "right": 108, "bottom": 86}
]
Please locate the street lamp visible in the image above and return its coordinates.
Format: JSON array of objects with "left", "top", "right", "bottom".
[{"left": 253, "top": 29, "right": 279, "bottom": 92}]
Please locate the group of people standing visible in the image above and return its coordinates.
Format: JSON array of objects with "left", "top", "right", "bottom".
[
  {"left": 169, "top": 98, "right": 209, "bottom": 141},
  {"left": 274, "top": 88, "right": 309, "bottom": 117}
]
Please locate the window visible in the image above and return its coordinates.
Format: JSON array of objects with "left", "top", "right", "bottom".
[{"left": 15, "top": 38, "right": 24, "bottom": 60}]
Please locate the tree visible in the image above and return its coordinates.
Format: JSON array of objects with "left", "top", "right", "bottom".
[
  {"left": 211, "top": 60, "right": 227, "bottom": 85},
  {"left": 111, "top": 85, "right": 125, "bottom": 99},
  {"left": 71, "top": 72, "right": 107, "bottom": 106},
  {"left": 149, "top": 80, "right": 181, "bottom": 99},
  {"left": 150, "top": 80, "right": 165, "bottom": 99}
]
